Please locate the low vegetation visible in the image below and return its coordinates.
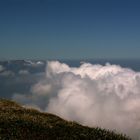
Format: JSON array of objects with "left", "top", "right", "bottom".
[{"left": 0, "top": 98, "right": 131, "bottom": 140}]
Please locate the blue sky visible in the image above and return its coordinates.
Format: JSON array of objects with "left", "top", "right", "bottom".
[{"left": 0, "top": 0, "right": 140, "bottom": 59}]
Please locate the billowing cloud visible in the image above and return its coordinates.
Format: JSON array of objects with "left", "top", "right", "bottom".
[{"left": 13, "top": 61, "right": 140, "bottom": 139}]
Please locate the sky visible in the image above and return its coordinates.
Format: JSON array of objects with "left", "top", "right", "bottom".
[{"left": 0, "top": 0, "right": 140, "bottom": 60}]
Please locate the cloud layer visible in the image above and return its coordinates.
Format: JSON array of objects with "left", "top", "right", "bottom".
[
  {"left": 0, "top": 65, "right": 5, "bottom": 72},
  {"left": 13, "top": 61, "right": 140, "bottom": 139}
]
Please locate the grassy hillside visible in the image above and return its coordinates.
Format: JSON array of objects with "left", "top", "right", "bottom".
[{"left": 0, "top": 99, "right": 131, "bottom": 140}]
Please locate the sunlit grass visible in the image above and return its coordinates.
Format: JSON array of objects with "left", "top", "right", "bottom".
[{"left": 0, "top": 98, "right": 131, "bottom": 140}]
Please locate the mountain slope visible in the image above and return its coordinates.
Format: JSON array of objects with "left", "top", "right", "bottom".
[{"left": 0, "top": 99, "right": 131, "bottom": 140}]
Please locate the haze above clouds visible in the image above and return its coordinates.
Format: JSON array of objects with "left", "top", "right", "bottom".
[{"left": 12, "top": 61, "right": 140, "bottom": 139}]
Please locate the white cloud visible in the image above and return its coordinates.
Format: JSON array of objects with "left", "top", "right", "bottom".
[
  {"left": 0, "top": 70, "right": 15, "bottom": 77},
  {"left": 36, "top": 61, "right": 44, "bottom": 65},
  {"left": 0, "top": 65, "right": 15, "bottom": 77},
  {"left": 18, "top": 70, "right": 29, "bottom": 75},
  {"left": 13, "top": 61, "right": 140, "bottom": 139},
  {"left": 24, "top": 60, "right": 44, "bottom": 67},
  {"left": 0, "top": 65, "right": 5, "bottom": 72}
]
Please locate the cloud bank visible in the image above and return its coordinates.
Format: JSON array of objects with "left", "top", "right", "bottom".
[
  {"left": 0, "top": 65, "right": 5, "bottom": 72},
  {"left": 18, "top": 70, "right": 29, "bottom": 75},
  {"left": 13, "top": 61, "right": 140, "bottom": 139},
  {"left": 0, "top": 65, "right": 15, "bottom": 77}
]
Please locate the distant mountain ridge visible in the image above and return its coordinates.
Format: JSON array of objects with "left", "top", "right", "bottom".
[{"left": 0, "top": 98, "right": 131, "bottom": 140}]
